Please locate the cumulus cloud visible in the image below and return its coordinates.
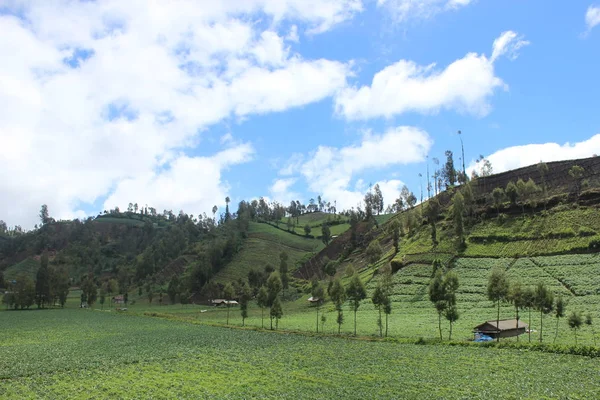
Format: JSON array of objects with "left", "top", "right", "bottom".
[
  {"left": 335, "top": 30, "right": 528, "bottom": 120},
  {"left": 468, "top": 134, "right": 600, "bottom": 175},
  {"left": 269, "top": 178, "right": 299, "bottom": 205},
  {"left": 377, "top": 0, "right": 473, "bottom": 22},
  {"left": 0, "top": 0, "right": 357, "bottom": 228},
  {"left": 284, "top": 126, "right": 432, "bottom": 211},
  {"left": 585, "top": 5, "right": 600, "bottom": 33}
]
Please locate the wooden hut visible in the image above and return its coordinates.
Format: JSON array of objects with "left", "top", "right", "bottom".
[{"left": 473, "top": 319, "right": 527, "bottom": 339}]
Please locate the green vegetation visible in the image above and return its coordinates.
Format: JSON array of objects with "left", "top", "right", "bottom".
[{"left": 2, "top": 310, "right": 600, "bottom": 399}]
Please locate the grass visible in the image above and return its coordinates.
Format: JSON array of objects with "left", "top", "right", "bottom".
[
  {"left": 1, "top": 310, "right": 600, "bottom": 399},
  {"left": 212, "top": 222, "right": 324, "bottom": 283},
  {"left": 3, "top": 258, "right": 39, "bottom": 281}
]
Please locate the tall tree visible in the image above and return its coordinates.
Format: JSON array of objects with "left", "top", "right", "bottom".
[
  {"left": 443, "top": 271, "right": 459, "bottom": 340},
  {"left": 568, "top": 311, "right": 582, "bottom": 345},
  {"left": 391, "top": 219, "right": 401, "bottom": 255},
  {"left": 534, "top": 282, "right": 554, "bottom": 343},
  {"left": 569, "top": 165, "right": 585, "bottom": 196},
  {"left": 537, "top": 162, "right": 549, "bottom": 202},
  {"left": 81, "top": 274, "right": 97, "bottom": 308},
  {"left": 553, "top": 295, "right": 566, "bottom": 343},
  {"left": 167, "top": 275, "right": 180, "bottom": 304},
  {"left": 508, "top": 281, "right": 526, "bottom": 341},
  {"left": 452, "top": 192, "right": 465, "bottom": 246},
  {"left": 35, "top": 252, "right": 51, "bottom": 309},
  {"left": 492, "top": 187, "right": 505, "bottom": 217},
  {"left": 267, "top": 272, "right": 283, "bottom": 330},
  {"left": 279, "top": 252, "right": 289, "bottom": 299},
  {"left": 257, "top": 286, "right": 268, "bottom": 329},
  {"left": 39, "top": 204, "right": 50, "bottom": 225},
  {"left": 426, "top": 198, "right": 440, "bottom": 246},
  {"left": 12, "top": 273, "right": 35, "bottom": 309},
  {"left": 239, "top": 283, "right": 251, "bottom": 326},
  {"left": 224, "top": 196, "right": 231, "bottom": 222},
  {"left": 223, "top": 283, "right": 235, "bottom": 325},
  {"left": 371, "top": 284, "right": 387, "bottom": 338},
  {"left": 443, "top": 150, "right": 457, "bottom": 188},
  {"left": 523, "top": 286, "right": 536, "bottom": 342},
  {"left": 321, "top": 223, "right": 331, "bottom": 245},
  {"left": 328, "top": 278, "right": 346, "bottom": 334},
  {"left": 270, "top": 296, "right": 283, "bottom": 330},
  {"left": 304, "top": 224, "right": 312, "bottom": 237},
  {"left": 429, "top": 268, "right": 447, "bottom": 340},
  {"left": 487, "top": 268, "right": 510, "bottom": 342},
  {"left": 346, "top": 273, "right": 367, "bottom": 336},
  {"left": 505, "top": 181, "right": 518, "bottom": 206},
  {"left": 365, "top": 240, "right": 383, "bottom": 265},
  {"left": 373, "top": 184, "right": 384, "bottom": 215},
  {"left": 311, "top": 278, "right": 325, "bottom": 333}
]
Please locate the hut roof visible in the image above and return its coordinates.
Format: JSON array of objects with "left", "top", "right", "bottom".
[{"left": 474, "top": 319, "right": 527, "bottom": 332}]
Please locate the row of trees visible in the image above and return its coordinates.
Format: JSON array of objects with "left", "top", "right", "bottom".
[
  {"left": 2, "top": 253, "right": 70, "bottom": 310},
  {"left": 486, "top": 267, "right": 592, "bottom": 344}
]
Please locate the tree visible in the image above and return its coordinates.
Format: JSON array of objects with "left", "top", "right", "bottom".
[
  {"left": 516, "top": 179, "right": 527, "bottom": 214},
  {"left": 508, "top": 281, "right": 526, "bottom": 341},
  {"left": 147, "top": 291, "right": 154, "bottom": 304},
  {"left": 346, "top": 273, "right": 367, "bottom": 336},
  {"left": 443, "top": 150, "right": 457, "bottom": 188},
  {"left": 523, "top": 286, "right": 536, "bottom": 342},
  {"left": 429, "top": 269, "right": 446, "bottom": 340},
  {"left": 537, "top": 162, "right": 549, "bottom": 201},
  {"left": 568, "top": 311, "right": 583, "bottom": 345},
  {"left": 328, "top": 278, "right": 346, "bottom": 334},
  {"left": 426, "top": 197, "right": 440, "bottom": 246},
  {"left": 371, "top": 284, "right": 387, "bottom": 337},
  {"left": 167, "top": 275, "right": 180, "bottom": 304},
  {"left": 35, "top": 253, "right": 51, "bottom": 309},
  {"left": 239, "top": 283, "right": 251, "bottom": 326},
  {"left": 487, "top": 268, "right": 510, "bottom": 342},
  {"left": 321, "top": 223, "right": 331, "bottom": 245},
  {"left": 39, "top": 204, "right": 50, "bottom": 225},
  {"left": 81, "top": 275, "right": 97, "bottom": 308},
  {"left": 505, "top": 181, "right": 518, "bottom": 206},
  {"left": 257, "top": 286, "right": 268, "bottom": 329},
  {"left": 443, "top": 271, "right": 459, "bottom": 340},
  {"left": 267, "top": 272, "right": 283, "bottom": 330},
  {"left": 223, "top": 283, "right": 235, "bottom": 325},
  {"left": 585, "top": 313, "right": 596, "bottom": 347},
  {"left": 391, "top": 220, "right": 401, "bottom": 255},
  {"left": 270, "top": 296, "right": 283, "bottom": 330},
  {"left": 569, "top": 165, "right": 585, "bottom": 196},
  {"left": 553, "top": 295, "right": 566, "bottom": 343},
  {"left": 452, "top": 192, "right": 465, "bottom": 246},
  {"left": 365, "top": 240, "right": 383, "bottom": 265},
  {"left": 304, "top": 224, "right": 312, "bottom": 237},
  {"left": 492, "top": 187, "right": 505, "bottom": 217},
  {"left": 99, "top": 286, "right": 106, "bottom": 310},
  {"left": 444, "top": 305, "right": 459, "bottom": 340},
  {"left": 311, "top": 278, "right": 325, "bottom": 333},
  {"left": 279, "top": 252, "right": 289, "bottom": 299},
  {"left": 534, "top": 282, "right": 554, "bottom": 343},
  {"left": 373, "top": 184, "right": 384, "bottom": 215},
  {"left": 12, "top": 274, "right": 35, "bottom": 309}
]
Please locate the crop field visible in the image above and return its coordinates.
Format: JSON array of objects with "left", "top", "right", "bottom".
[
  {"left": 213, "top": 222, "right": 324, "bottom": 283},
  {"left": 3, "top": 257, "right": 39, "bottom": 281},
  {"left": 1, "top": 310, "right": 600, "bottom": 399},
  {"left": 184, "top": 254, "right": 600, "bottom": 345}
]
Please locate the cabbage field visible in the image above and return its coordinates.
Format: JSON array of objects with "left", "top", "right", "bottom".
[{"left": 1, "top": 310, "right": 600, "bottom": 399}]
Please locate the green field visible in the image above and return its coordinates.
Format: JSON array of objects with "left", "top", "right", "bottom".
[
  {"left": 169, "top": 254, "right": 600, "bottom": 345},
  {"left": 212, "top": 222, "right": 324, "bottom": 283},
  {"left": 3, "top": 258, "right": 39, "bottom": 281},
  {"left": 1, "top": 310, "right": 600, "bottom": 399}
]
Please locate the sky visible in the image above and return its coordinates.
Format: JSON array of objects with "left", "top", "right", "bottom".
[{"left": 1, "top": 0, "right": 599, "bottom": 229}]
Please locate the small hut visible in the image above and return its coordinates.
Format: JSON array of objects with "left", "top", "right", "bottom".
[{"left": 473, "top": 319, "right": 527, "bottom": 339}]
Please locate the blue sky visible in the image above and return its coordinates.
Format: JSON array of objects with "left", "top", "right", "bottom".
[{"left": 1, "top": 1, "right": 599, "bottom": 228}]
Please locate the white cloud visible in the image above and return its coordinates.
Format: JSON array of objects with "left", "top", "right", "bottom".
[
  {"left": 490, "top": 31, "right": 530, "bottom": 62},
  {"left": 335, "top": 30, "right": 528, "bottom": 120},
  {"left": 0, "top": 1, "right": 357, "bottom": 228},
  {"left": 291, "top": 126, "right": 432, "bottom": 210},
  {"left": 377, "top": 0, "right": 473, "bottom": 22},
  {"left": 269, "top": 178, "right": 299, "bottom": 205},
  {"left": 585, "top": 5, "right": 600, "bottom": 33},
  {"left": 468, "top": 134, "right": 600, "bottom": 176}
]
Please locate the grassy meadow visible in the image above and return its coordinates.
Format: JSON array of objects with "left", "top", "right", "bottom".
[{"left": 2, "top": 310, "right": 600, "bottom": 399}]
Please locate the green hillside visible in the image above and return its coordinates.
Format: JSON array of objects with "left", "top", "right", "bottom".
[
  {"left": 213, "top": 222, "right": 324, "bottom": 283},
  {"left": 3, "top": 257, "right": 39, "bottom": 281}
]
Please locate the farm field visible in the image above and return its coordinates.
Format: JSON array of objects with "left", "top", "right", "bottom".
[
  {"left": 1, "top": 310, "right": 600, "bottom": 399},
  {"left": 158, "top": 254, "right": 600, "bottom": 345},
  {"left": 212, "top": 222, "right": 324, "bottom": 283}
]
